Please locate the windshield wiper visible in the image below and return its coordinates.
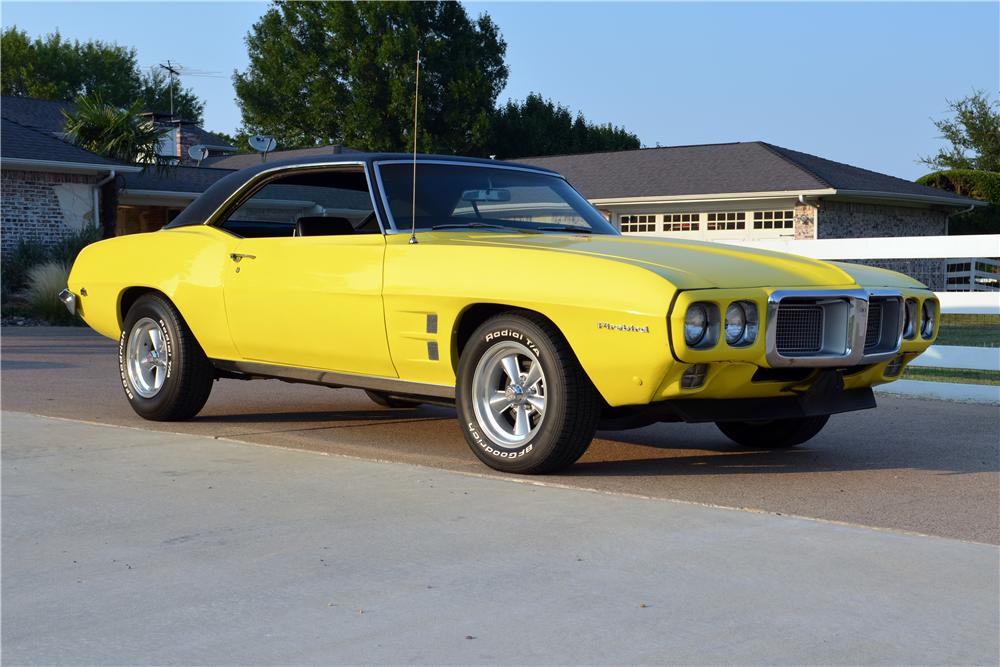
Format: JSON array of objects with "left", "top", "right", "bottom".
[
  {"left": 537, "top": 225, "right": 592, "bottom": 233},
  {"left": 431, "top": 222, "right": 539, "bottom": 233}
]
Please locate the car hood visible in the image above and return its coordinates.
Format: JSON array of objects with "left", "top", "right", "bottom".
[{"left": 442, "top": 233, "right": 917, "bottom": 289}]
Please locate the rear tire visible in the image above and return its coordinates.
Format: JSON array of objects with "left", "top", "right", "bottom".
[
  {"left": 456, "top": 312, "right": 601, "bottom": 474},
  {"left": 365, "top": 390, "right": 421, "bottom": 409},
  {"left": 119, "top": 293, "right": 214, "bottom": 421},
  {"left": 716, "top": 415, "right": 830, "bottom": 449}
]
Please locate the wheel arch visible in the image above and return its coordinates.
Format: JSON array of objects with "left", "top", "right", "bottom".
[
  {"left": 451, "top": 303, "right": 579, "bottom": 376},
  {"left": 118, "top": 286, "right": 173, "bottom": 330}
]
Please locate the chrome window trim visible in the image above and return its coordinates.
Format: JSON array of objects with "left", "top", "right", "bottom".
[
  {"left": 199, "top": 161, "right": 389, "bottom": 236},
  {"left": 372, "top": 159, "right": 569, "bottom": 233}
]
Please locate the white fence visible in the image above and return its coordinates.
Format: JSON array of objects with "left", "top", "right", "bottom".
[{"left": 717, "top": 234, "right": 1000, "bottom": 403}]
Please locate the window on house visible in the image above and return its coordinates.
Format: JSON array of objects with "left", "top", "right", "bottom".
[
  {"left": 705, "top": 212, "right": 746, "bottom": 231},
  {"left": 752, "top": 210, "right": 795, "bottom": 230},
  {"left": 620, "top": 214, "right": 657, "bottom": 233},
  {"left": 662, "top": 213, "right": 700, "bottom": 232}
]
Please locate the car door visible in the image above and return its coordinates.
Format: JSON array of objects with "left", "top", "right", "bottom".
[{"left": 219, "top": 166, "right": 396, "bottom": 377}]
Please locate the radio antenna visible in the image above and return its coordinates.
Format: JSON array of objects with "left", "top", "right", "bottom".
[{"left": 409, "top": 50, "right": 420, "bottom": 245}]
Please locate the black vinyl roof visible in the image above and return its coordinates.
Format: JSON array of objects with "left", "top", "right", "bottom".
[{"left": 165, "top": 152, "right": 558, "bottom": 228}]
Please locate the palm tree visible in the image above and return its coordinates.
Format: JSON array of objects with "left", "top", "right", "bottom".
[{"left": 62, "top": 94, "right": 164, "bottom": 165}]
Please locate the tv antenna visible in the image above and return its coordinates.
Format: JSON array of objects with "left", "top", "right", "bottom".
[
  {"left": 158, "top": 60, "right": 180, "bottom": 118},
  {"left": 157, "top": 60, "right": 225, "bottom": 119},
  {"left": 409, "top": 50, "right": 421, "bottom": 245},
  {"left": 248, "top": 135, "right": 278, "bottom": 161},
  {"left": 188, "top": 144, "right": 210, "bottom": 167}
]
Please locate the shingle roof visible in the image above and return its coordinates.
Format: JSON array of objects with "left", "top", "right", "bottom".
[
  {"left": 201, "top": 144, "right": 361, "bottom": 170},
  {"left": 179, "top": 124, "right": 236, "bottom": 150},
  {"left": 0, "top": 96, "right": 75, "bottom": 135},
  {"left": 519, "top": 141, "right": 980, "bottom": 206},
  {"left": 0, "top": 117, "right": 126, "bottom": 167},
  {"left": 121, "top": 165, "right": 234, "bottom": 193}
]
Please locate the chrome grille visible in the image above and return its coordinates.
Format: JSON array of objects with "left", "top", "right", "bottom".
[
  {"left": 865, "top": 301, "right": 883, "bottom": 350},
  {"left": 775, "top": 304, "right": 824, "bottom": 354}
]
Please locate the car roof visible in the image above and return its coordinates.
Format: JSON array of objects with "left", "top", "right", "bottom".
[{"left": 164, "top": 152, "right": 561, "bottom": 229}]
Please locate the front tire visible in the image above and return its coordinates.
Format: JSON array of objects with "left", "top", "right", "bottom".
[
  {"left": 119, "top": 293, "right": 214, "bottom": 421},
  {"left": 716, "top": 415, "right": 830, "bottom": 449},
  {"left": 456, "top": 312, "right": 601, "bottom": 474}
]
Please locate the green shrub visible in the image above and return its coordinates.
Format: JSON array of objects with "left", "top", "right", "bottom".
[
  {"left": 51, "top": 225, "right": 102, "bottom": 266},
  {"left": 918, "top": 170, "right": 1000, "bottom": 235},
  {"left": 2, "top": 238, "right": 50, "bottom": 293},
  {"left": 917, "top": 169, "right": 1000, "bottom": 203},
  {"left": 18, "top": 261, "right": 77, "bottom": 326}
]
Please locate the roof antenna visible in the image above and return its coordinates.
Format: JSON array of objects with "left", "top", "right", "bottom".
[{"left": 409, "top": 50, "right": 421, "bottom": 245}]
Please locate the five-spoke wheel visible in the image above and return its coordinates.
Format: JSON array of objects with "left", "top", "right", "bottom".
[{"left": 456, "top": 312, "right": 601, "bottom": 474}]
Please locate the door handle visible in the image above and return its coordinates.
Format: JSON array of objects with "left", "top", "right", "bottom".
[{"left": 230, "top": 253, "right": 257, "bottom": 263}]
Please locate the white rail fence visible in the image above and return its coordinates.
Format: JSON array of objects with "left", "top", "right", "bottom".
[{"left": 717, "top": 234, "right": 1000, "bottom": 403}]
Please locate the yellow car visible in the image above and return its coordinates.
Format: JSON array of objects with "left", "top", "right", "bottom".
[{"left": 63, "top": 154, "right": 938, "bottom": 473}]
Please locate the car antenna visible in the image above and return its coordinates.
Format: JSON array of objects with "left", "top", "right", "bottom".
[{"left": 409, "top": 50, "right": 421, "bottom": 245}]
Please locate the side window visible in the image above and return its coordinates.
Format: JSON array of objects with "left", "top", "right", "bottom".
[{"left": 218, "top": 169, "right": 380, "bottom": 238}]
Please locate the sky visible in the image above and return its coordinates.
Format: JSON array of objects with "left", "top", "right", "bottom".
[{"left": 2, "top": 1, "right": 997, "bottom": 180}]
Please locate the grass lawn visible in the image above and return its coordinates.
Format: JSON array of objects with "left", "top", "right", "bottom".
[
  {"left": 902, "top": 366, "right": 1000, "bottom": 386},
  {"left": 935, "top": 314, "right": 999, "bottom": 348}
]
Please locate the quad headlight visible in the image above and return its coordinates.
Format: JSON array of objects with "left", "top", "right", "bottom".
[
  {"left": 684, "top": 303, "right": 709, "bottom": 346},
  {"left": 920, "top": 299, "right": 937, "bottom": 339},
  {"left": 724, "top": 301, "right": 758, "bottom": 346}
]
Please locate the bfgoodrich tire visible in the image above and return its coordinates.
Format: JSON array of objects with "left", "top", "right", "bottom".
[
  {"left": 119, "top": 293, "right": 214, "bottom": 421},
  {"left": 715, "top": 415, "right": 830, "bottom": 449},
  {"left": 456, "top": 312, "right": 601, "bottom": 474}
]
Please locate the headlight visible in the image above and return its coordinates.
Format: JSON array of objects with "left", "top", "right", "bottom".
[
  {"left": 920, "top": 300, "right": 937, "bottom": 339},
  {"left": 903, "top": 298, "right": 918, "bottom": 339},
  {"left": 685, "top": 304, "right": 709, "bottom": 345},
  {"left": 724, "top": 301, "right": 758, "bottom": 346}
]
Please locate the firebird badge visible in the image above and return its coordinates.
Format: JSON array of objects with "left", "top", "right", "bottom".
[{"left": 597, "top": 322, "right": 650, "bottom": 333}]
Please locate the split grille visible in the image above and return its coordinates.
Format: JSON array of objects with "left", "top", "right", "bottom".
[
  {"left": 864, "top": 301, "right": 883, "bottom": 350},
  {"left": 774, "top": 304, "right": 824, "bottom": 355}
]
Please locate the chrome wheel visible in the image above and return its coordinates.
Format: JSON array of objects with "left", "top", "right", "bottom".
[
  {"left": 472, "top": 341, "right": 547, "bottom": 448},
  {"left": 126, "top": 317, "right": 169, "bottom": 398}
]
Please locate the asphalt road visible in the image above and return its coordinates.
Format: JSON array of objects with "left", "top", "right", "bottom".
[
  {"left": 5, "top": 412, "right": 997, "bottom": 666},
  {"left": 3, "top": 327, "right": 998, "bottom": 543}
]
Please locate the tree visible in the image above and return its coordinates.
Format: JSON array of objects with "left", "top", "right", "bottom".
[
  {"left": 234, "top": 1, "right": 508, "bottom": 153},
  {"left": 488, "top": 93, "right": 640, "bottom": 159},
  {"left": 920, "top": 90, "right": 1000, "bottom": 173},
  {"left": 62, "top": 94, "right": 164, "bottom": 165},
  {"left": 1, "top": 27, "right": 205, "bottom": 123}
]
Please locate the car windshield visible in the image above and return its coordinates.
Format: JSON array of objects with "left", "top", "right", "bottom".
[{"left": 377, "top": 162, "right": 618, "bottom": 235}]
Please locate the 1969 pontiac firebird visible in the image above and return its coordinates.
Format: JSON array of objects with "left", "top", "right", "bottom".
[{"left": 63, "top": 154, "right": 938, "bottom": 473}]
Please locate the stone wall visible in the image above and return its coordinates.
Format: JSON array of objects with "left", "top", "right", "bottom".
[
  {"left": 819, "top": 200, "right": 949, "bottom": 289},
  {"left": 1, "top": 170, "right": 98, "bottom": 256}
]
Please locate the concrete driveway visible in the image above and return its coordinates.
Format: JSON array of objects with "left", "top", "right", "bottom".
[
  {"left": 2, "top": 327, "right": 998, "bottom": 543},
  {"left": 3, "top": 411, "right": 998, "bottom": 666}
]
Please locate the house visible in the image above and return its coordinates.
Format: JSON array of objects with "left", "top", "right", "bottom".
[
  {"left": 0, "top": 96, "right": 235, "bottom": 250},
  {"left": 0, "top": 100, "right": 142, "bottom": 255},
  {"left": 519, "top": 142, "right": 980, "bottom": 240}
]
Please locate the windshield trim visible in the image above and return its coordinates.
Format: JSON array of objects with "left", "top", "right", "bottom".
[{"left": 372, "top": 159, "right": 570, "bottom": 233}]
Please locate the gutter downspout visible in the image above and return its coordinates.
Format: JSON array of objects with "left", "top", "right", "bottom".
[
  {"left": 93, "top": 170, "right": 116, "bottom": 231},
  {"left": 945, "top": 203, "right": 976, "bottom": 236}
]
